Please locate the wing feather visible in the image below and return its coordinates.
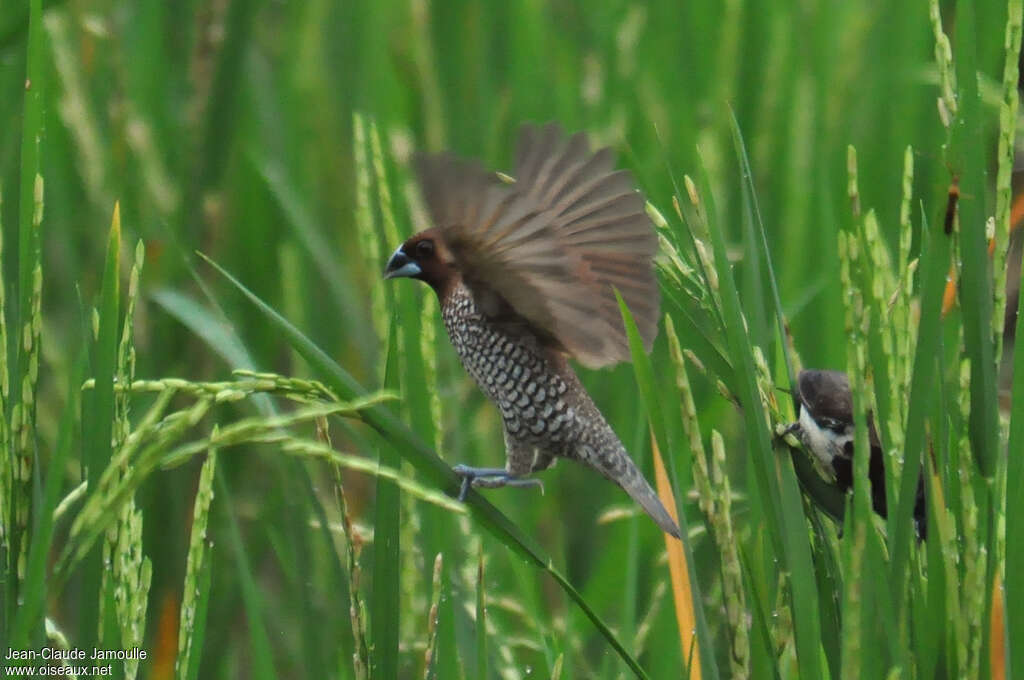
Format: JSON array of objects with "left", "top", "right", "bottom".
[{"left": 414, "top": 123, "right": 659, "bottom": 367}]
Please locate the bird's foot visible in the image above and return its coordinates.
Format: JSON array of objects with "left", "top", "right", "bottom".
[
  {"left": 452, "top": 465, "right": 544, "bottom": 501},
  {"left": 779, "top": 421, "right": 801, "bottom": 438}
]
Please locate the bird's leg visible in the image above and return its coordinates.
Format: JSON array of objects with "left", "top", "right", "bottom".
[
  {"left": 454, "top": 435, "right": 543, "bottom": 501},
  {"left": 780, "top": 421, "right": 802, "bottom": 437},
  {"left": 452, "top": 465, "right": 543, "bottom": 501}
]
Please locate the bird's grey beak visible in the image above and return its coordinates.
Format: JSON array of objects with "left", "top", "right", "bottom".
[{"left": 384, "top": 248, "right": 422, "bottom": 279}]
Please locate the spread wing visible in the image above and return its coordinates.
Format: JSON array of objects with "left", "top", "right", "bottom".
[{"left": 413, "top": 123, "right": 659, "bottom": 368}]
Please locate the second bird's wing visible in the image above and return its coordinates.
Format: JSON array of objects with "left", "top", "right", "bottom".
[{"left": 414, "top": 123, "right": 659, "bottom": 368}]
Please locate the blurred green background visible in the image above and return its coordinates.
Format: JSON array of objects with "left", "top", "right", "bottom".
[{"left": 0, "top": 0, "right": 1018, "bottom": 678}]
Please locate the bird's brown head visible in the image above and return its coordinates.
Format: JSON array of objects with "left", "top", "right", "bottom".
[{"left": 383, "top": 229, "right": 456, "bottom": 295}]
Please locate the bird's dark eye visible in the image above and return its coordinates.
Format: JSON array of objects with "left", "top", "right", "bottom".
[
  {"left": 819, "top": 417, "right": 848, "bottom": 434},
  {"left": 415, "top": 240, "right": 435, "bottom": 258}
]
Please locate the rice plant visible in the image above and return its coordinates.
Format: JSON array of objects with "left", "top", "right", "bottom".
[{"left": 1, "top": 0, "right": 1022, "bottom": 678}]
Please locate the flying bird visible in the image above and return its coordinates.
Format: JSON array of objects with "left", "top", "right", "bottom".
[
  {"left": 384, "top": 123, "right": 680, "bottom": 538},
  {"left": 786, "top": 369, "right": 927, "bottom": 539}
]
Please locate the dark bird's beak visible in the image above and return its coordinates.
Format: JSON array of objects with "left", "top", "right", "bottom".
[{"left": 383, "top": 248, "right": 421, "bottom": 280}]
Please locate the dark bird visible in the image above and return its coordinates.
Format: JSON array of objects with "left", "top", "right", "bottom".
[
  {"left": 786, "top": 369, "right": 927, "bottom": 539},
  {"left": 384, "top": 123, "right": 680, "bottom": 538}
]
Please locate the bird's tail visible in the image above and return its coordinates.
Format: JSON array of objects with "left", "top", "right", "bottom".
[{"left": 589, "top": 441, "right": 681, "bottom": 539}]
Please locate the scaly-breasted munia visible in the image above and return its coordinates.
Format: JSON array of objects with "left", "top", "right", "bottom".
[
  {"left": 384, "top": 123, "right": 680, "bottom": 538},
  {"left": 787, "top": 369, "right": 927, "bottom": 538}
]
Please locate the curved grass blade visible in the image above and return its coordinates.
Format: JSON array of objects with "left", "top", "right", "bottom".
[
  {"left": 198, "top": 253, "right": 651, "bottom": 679},
  {"left": 726, "top": 110, "right": 795, "bottom": 398}
]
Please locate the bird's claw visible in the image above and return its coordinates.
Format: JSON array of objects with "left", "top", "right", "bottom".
[
  {"left": 452, "top": 464, "right": 544, "bottom": 501},
  {"left": 779, "top": 421, "right": 801, "bottom": 439}
]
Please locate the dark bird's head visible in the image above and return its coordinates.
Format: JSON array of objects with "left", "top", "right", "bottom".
[
  {"left": 383, "top": 229, "right": 456, "bottom": 294},
  {"left": 791, "top": 369, "right": 856, "bottom": 470},
  {"left": 796, "top": 370, "right": 854, "bottom": 435},
  {"left": 791, "top": 369, "right": 926, "bottom": 539}
]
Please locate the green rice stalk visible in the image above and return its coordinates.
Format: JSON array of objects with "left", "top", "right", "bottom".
[
  {"left": 353, "top": 113, "right": 388, "bottom": 348},
  {"left": 863, "top": 210, "right": 897, "bottom": 361},
  {"left": 667, "top": 317, "right": 714, "bottom": 518},
  {"left": 893, "top": 147, "right": 916, "bottom": 448},
  {"left": 710, "top": 431, "right": 749, "bottom": 678},
  {"left": 650, "top": 201, "right": 699, "bottom": 297},
  {"left": 278, "top": 439, "right": 465, "bottom": 513},
  {"left": 948, "top": 363, "right": 970, "bottom": 674},
  {"left": 44, "top": 618, "right": 74, "bottom": 674},
  {"left": 63, "top": 392, "right": 208, "bottom": 578},
  {"left": 117, "top": 241, "right": 145, "bottom": 440},
  {"left": 475, "top": 549, "right": 488, "bottom": 680},
  {"left": 847, "top": 146, "right": 861, "bottom": 219},
  {"left": 1006, "top": 102, "right": 1024, "bottom": 678},
  {"left": 86, "top": 370, "right": 377, "bottom": 408},
  {"left": 176, "top": 440, "right": 217, "bottom": 680},
  {"left": 770, "top": 573, "right": 794, "bottom": 661},
  {"left": 1007, "top": 0, "right": 1024, "bottom": 654},
  {"left": 838, "top": 221, "right": 873, "bottom": 521},
  {"left": 105, "top": 239, "right": 150, "bottom": 678},
  {"left": 65, "top": 382, "right": 409, "bottom": 584},
  {"left": 954, "top": 361, "right": 985, "bottom": 678},
  {"left": 84, "top": 202, "right": 121, "bottom": 650},
  {"left": 369, "top": 119, "right": 402, "bottom": 252},
  {"left": 550, "top": 654, "right": 563, "bottom": 680},
  {"left": 838, "top": 188, "right": 878, "bottom": 669},
  {"left": 161, "top": 400, "right": 397, "bottom": 464},
  {"left": 683, "top": 350, "right": 737, "bottom": 407},
  {"left": 12, "top": 205, "right": 43, "bottom": 584},
  {"left": 668, "top": 287, "right": 747, "bottom": 678},
  {"left": 370, "top": 322, "right": 403, "bottom": 680},
  {"left": 993, "top": 0, "right": 1024, "bottom": 360},
  {"left": 53, "top": 481, "right": 88, "bottom": 522},
  {"left": 680, "top": 176, "right": 720, "bottom": 299},
  {"left": 334, "top": 467, "right": 369, "bottom": 680},
  {"left": 0, "top": 185, "right": 9, "bottom": 550},
  {"left": 839, "top": 524, "right": 866, "bottom": 680},
  {"left": 928, "top": 0, "right": 957, "bottom": 126},
  {"left": 951, "top": 0, "right": 998, "bottom": 480},
  {"left": 112, "top": 498, "right": 151, "bottom": 680},
  {"left": 420, "top": 302, "right": 443, "bottom": 452},
  {"left": 861, "top": 208, "right": 902, "bottom": 512},
  {"left": 11, "top": 0, "right": 44, "bottom": 615},
  {"left": 423, "top": 553, "right": 443, "bottom": 679}
]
